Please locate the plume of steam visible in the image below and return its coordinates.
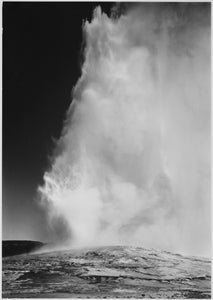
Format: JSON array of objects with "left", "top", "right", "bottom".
[{"left": 38, "top": 3, "right": 211, "bottom": 257}]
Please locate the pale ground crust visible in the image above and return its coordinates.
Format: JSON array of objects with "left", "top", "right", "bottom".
[{"left": 2, "top": 245, "right": 211, "bottom": 298}]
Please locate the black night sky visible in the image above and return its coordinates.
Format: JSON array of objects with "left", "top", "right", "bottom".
[{"left": 3, "top": 2, "right": 113, "bottom": 241}]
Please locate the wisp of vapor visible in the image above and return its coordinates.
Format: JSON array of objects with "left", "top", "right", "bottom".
[{"left": 38, "top": 3, "right": 211, "bottom": 257}]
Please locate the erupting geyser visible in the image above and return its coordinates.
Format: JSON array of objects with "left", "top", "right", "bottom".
[{"left": 38, "top": 3, "right": 211, "bottom": 257}]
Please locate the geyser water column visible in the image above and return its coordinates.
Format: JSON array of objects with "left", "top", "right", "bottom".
[{"left": 38, "top": 4, "right": 211, "bottom": 256}]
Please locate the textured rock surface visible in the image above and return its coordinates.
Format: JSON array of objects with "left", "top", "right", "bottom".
[{"left": 2, "top": 245, "right": 211, "bottom": 298}]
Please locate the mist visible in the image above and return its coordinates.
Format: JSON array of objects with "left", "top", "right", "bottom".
[{"left": 38, "top": 3, "right": 211, "bottom": 257}]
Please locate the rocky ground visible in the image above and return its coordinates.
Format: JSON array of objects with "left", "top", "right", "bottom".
[{"left": 2, "top": 245, "right": 211, "bottom": 298}]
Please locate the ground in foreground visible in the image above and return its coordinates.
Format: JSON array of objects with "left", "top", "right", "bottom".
[{"left": 2, "top": 245, "right": 211, "bottom": 298}]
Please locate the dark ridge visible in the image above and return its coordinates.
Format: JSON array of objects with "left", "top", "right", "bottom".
[{"left": 2, "top": 240, "right": 45, "bottom": 257}]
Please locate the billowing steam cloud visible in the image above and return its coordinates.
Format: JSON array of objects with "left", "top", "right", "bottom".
[{"left": 38, "top": 3, "right": 211, "bottom": 257}]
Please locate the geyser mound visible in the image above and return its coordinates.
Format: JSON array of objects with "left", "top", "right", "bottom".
[
  {"left": 38, "top": 3, "right": 211, "bottom": 257},
  {"left": 2, "top": 245, "right": 211, "bottom": 298}
]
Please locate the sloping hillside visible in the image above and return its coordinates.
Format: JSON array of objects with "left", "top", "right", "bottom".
[{"left": 2, "top": 245, "right": 211, "bottom": 298}]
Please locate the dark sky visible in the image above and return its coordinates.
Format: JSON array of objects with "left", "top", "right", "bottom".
[{"left": 3, "top": 2, "right": 113, "bottom": 241}]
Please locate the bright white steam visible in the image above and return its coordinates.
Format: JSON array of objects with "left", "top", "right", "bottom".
[{"left": 38, "top": 4, "right": 211, "bottom": 257}]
